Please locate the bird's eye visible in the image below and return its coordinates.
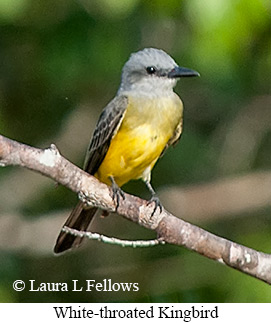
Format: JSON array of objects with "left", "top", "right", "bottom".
[{"left": 146, "top": 66, "right": 157, "bottom": 75}]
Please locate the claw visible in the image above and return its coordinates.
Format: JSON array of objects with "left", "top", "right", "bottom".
[
  {"left": 109, "top": 176, "right": 125, "bottom": 211},
  {"left": 78, "top": 191, "right": 92, "bottom": 207},
  {"left": 144, "top": 179, "right": 163, "bottom": 216},
  {"left": 147, "top": 195, "right": 163, "bottom": 217}
]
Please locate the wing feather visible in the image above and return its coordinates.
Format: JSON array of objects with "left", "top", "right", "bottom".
[
  {"left": 160, "top": 116, "right": 183, "bottom": 158},
  {"left": 83, "top": 95, "right": 128, "bottom": 175}
]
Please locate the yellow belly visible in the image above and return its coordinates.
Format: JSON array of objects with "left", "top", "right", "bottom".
[{"left": 95, "top": 95, "right": 183, "bottom": 187}]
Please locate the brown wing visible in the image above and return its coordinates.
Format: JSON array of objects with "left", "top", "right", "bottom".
[
  {"left": 83, "top": 95, "right": 128, "bottom": 175},
  {"left": 160, "top": 116, "right": 183, "bottom": 158}
]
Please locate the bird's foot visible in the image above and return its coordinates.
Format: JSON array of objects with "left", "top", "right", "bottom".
[
  {"left": 78, "top": 191, "right": 92, "bottom": 207},
  {"left": 147, "top": 194, "right": 163, "bottom": 217},
  {"left": 109, "top": 176, "right": 125, "bottom": 211}
]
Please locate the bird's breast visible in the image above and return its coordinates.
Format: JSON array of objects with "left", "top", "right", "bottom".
[{"left": 95, "top": 94, "right": 183, "bottom": 186}]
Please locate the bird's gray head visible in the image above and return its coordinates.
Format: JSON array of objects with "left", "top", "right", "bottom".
[{"left": 118, "top": 48, "right": 199, "bottom": 96}]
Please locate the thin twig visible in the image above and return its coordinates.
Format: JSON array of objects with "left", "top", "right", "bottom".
[{"left": 62, "top": 226, "right": 165, "bottom": 248}]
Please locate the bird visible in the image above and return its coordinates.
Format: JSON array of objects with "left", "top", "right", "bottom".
[{"left": 54, "top": 47, "right": 199, "bottom": 253}]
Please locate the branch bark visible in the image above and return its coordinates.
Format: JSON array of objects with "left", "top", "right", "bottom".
[{"left": 1, "top": 134, "right": 271, "bottom": 284}]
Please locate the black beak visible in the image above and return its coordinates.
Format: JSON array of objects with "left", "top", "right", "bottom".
[{"left": 168, "top": 66, "right": 200, "bottom": 78}]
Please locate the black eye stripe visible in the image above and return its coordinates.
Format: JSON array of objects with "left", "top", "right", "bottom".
[{"left": 146, "top": 66, "right": 157, "bottom": 74}]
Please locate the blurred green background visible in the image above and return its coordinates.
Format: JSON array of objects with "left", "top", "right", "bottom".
[{"left": 1, "top": 0, "right": 271, "bottom": 302}]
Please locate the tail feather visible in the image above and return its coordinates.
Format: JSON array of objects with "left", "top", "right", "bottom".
[{"left": 54, "top": 201, "right": 97, "bottom": 254}]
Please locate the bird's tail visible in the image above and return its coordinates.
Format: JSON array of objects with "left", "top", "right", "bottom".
[{"left": 54, "top": 201, "right": 97, "bottom": 254}]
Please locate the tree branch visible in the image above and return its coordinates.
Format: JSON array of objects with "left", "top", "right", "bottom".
[{"left": 1, "top": 134, "right": 271, "bottom": 284}]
